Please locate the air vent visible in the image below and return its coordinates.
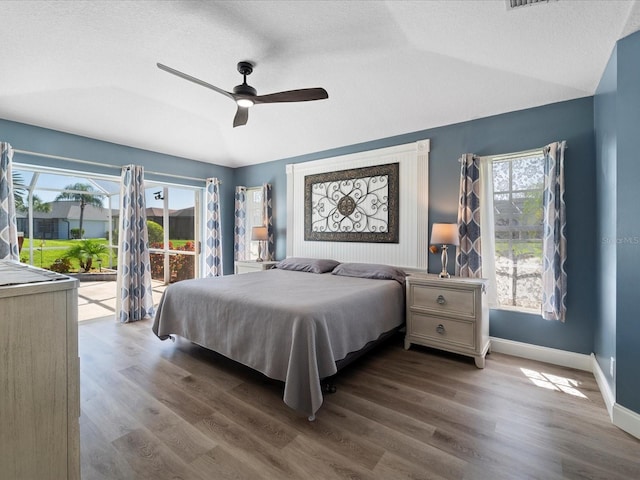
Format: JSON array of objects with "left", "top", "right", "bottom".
[{"left": 507, "top": 0, "right": 555, "bottom": 9}]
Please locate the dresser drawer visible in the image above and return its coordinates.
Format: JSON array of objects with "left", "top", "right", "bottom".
[
  {"left": 409, "top": 283, "right": 476, "bottom": 318},
  {"left": 409, "top": 313, "right": 475, "bottom": 348}
]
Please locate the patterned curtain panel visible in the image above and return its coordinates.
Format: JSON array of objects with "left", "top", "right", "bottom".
[
  {"left": 262, "top": 183, "right": 274, "bottom": 261},
  {"left": 204, "top": 178, "right": 223, "bottom": 277},
  {"left": 455, "top": 153, "right": 483, "bottom": 278},
  {"left": 117, "top": 165, "right": 154, "bottom": 323},
  {"left": 0, "top": 142, "right": 19, "bottom": 261},
  {"left": 541, "top": 141, "right": 567, "bottom": 321},
  {"left": 234, "top": 186, "right": 247, "bottom": 261}
]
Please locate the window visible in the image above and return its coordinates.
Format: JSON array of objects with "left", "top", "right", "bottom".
[
  {"left": 243, "top": 187, "right": 264, "bottom": 260},
  {"left": 490, "top": 151, "right": 545, "bottom": 311}
]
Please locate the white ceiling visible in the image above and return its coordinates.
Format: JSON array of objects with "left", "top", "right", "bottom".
[{"left": 1, "top": 0, "right": 639, "bottom": 168}]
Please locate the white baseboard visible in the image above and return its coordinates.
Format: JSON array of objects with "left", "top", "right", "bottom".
[
  {"left": 591, "top": 353, "right": 615, "bottom": 418},
  {"left": 489, "top": 337, "right": 640, "bottom": 440},
  {"left": 489, "top": 337, "right": 592, "bottom": 371},
  {"left": 613, "top": 403, "right": 640, "bottom": 440}
]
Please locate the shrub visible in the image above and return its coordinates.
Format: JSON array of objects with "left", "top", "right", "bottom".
[
  {"left": 49, "top": 258, "right": 72, "bottom": 273},
  {"left": 149, "top": 241, "right": 195, "bottom": 283},
  {"left": 147, "top": 220, "right": 164, "bottom": 244},
  {"left": 64, "top": 239, "right": 110, "bottom": 271},
  {"left": 70, "top": 228, "right": 84, "bottom": 239}
]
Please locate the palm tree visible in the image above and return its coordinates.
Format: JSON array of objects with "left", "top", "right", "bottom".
[
  {"left": 15, "top": 194, "right": 52, "bottom": 213},
  {"left": 55, "top": 183, "right": 103, "bottom": 239},
  {"left": 64, "top": 239, "right": 109, "bottom": 271},
  {"left": 13, "top": 172, "right": 51, "bottom": 214},
  {"left": 12, "top": 172, "right": 27, "bottom": 205}
]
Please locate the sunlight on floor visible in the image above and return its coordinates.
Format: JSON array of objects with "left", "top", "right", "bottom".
[{"left": 520, "top": 368, "right": 588, "bottom": 398}]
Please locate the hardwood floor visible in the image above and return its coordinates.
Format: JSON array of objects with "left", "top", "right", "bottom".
[{"left": 79, "top": 317, "right": 639, "bottom": 479}]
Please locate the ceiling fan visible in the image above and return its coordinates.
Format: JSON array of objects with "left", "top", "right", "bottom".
[{"left": 157, "top": 61, "right": 329, "bottom": 127}]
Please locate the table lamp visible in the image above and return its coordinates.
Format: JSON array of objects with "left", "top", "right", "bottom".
[
  {"left": 430, "top": 223, "right": 459, "bottom": 278},
  {"left": 251, "top": 226, "right": 269, "bottom": 262}
]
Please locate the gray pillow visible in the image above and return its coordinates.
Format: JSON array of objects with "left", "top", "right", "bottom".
[
  {"left": 332, "top": 262, "right": 406, "bottom": 284},
  {"left": 275, "top": 257, "right": 341, "bottom": 274}
]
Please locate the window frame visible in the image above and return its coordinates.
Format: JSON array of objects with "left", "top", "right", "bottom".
[
  {"left": 484, "top": 148, "right": 545, "bottom": 314},
  {"left": 242, "top": 186, "right": 265, "bottom": 261}
]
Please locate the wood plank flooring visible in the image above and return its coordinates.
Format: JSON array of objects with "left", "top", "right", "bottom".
[{"left": 79, "top": 317, "right": 640, "bottom": 479}]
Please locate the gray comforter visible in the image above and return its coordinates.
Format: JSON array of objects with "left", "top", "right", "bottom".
[{"left": 152, "top": 269, "right": 404, "bottom": 417}]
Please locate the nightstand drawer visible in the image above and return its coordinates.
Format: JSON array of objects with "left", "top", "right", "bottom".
[
  {"left": 409, "top": 313, "right": 475, "bottom": 348},
  {"left": 409, "top": 283, "right": 476, "bottom": 318}
]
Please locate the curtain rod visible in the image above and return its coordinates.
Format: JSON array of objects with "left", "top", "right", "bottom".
[
  {"left": 12, "top": 148, "right": 206, "bottom": 183},
  {"left": 465, "top": 144, "right": 568, "bottom": 163}
]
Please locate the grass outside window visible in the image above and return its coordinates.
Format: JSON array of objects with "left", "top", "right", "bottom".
[{"left": 20, "top": 238, "right": 192, "bottom": 271}]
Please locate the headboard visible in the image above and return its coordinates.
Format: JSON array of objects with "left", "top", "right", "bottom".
[{"left": 286, "top": 139, "right": 429, "bottom": 270}]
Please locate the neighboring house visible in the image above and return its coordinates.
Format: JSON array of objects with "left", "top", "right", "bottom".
[
  {"left": 114, "top": 207, "right": 195, "bottom": 241},
  {"left": 16, "top": 201, "right": 110, "bottom": 240},
  {"left": 170, "top": 207, "right": 195, "bottom": 240},
  {"left": 144, "top": 207, "right": 165, "bottom": 227}
]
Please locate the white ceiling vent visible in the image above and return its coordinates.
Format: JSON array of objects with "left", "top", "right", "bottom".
[{"left": 507, "top": 0, "right": 556, "bottom": 10}]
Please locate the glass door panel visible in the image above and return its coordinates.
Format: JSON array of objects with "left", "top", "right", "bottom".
[{"left": 145, "top": 184, "right": 199, "bottom": 284}]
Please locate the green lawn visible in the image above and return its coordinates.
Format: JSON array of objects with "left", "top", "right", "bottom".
[
  {"left": 20, "top": 238, "right": 194, "bottom": 270},
  {"left": 21, "top": 238, "right": 112, "bottom": 270}
]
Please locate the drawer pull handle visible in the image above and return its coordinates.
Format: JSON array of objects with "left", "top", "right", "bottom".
[
  {"left": 436, "top": 324, "right": 445, "bottom": 334},
  {"left": 436, "top": 295, "right": 446, "bottom": 305}
]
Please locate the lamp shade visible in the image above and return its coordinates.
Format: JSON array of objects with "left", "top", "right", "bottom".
[
  {"left": 430, "top": 223, "right": 459, "bottom": 246},
  {"left": 251, "top": 226, "right": 269, "bottom": 241}
]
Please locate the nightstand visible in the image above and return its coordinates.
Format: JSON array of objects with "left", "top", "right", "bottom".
[
  {"left": 404, "top": 274, "right": 490, "bottom": 368},
  {"left": 234, "top": 260, "right": 278, "bottom": 274}
]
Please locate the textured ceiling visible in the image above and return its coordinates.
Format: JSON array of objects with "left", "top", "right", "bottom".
[{"left": 1, "top": 0, "right": 639, "bottom": 168}]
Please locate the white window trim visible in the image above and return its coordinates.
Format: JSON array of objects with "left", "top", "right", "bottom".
[{"left": 481, "top": 148, "right": 545, "bottom": 314}]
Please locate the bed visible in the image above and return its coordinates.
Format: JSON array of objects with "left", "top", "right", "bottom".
[{"left": 152, "top": 260, "right": 405, "bottom": 419}]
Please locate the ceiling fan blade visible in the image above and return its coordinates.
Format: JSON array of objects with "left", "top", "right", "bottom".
[
  {"left": 233, "top": 106, "right": 249, "bottom": 127},
  {"left": 253, "top": 88, "right": 328, "bottom": 104},
  {"left": 157, "top": 63, "right": 235, "bottom": 101}
]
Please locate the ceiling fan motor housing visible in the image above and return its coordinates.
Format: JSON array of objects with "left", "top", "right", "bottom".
[{"left": 233, "top": 83, "right": 257, "bottom": 96}]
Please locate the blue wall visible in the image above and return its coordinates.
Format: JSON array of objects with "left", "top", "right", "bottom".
[
  {"left": 594, "top": 46, "right": 618, "bottom": 396},
  {"left": 615, "top": 31, "right": 640, "bottom": 414},
  {"left": 237, "top": 97, "right": 597, "bottom": 355},
  {"left": 0, "top": 118, "right": 238, "bottom": 274},
  {"left": 592, "top": 29, "right": 640, "bottom": 417}
]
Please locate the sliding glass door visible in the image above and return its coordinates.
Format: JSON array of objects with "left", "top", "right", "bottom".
[{"left": 146, "top": 184, "right": 200, "bottom": 284}]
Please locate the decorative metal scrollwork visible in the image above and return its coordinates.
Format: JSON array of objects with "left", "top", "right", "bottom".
[{"left": 304, "top": 163, "right": 399, "bottom": 243}]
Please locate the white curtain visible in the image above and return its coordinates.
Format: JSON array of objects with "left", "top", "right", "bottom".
[
  {"left": 204, "top": 178, "right": 223, "bottom": 277},
  {"left": 116, "top": 165, "right": 154, "bottom": 323},
  {"left": 479, "top": 157, "right": 498, "bottom": 307},
  {"left": 0, "top": 142, "right": 19, "bottom": 261},
  {"left": 541, "top": 141, "right": 567, "bottom": 321}
]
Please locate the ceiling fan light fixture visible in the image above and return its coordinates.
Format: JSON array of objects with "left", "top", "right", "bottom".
[{"left": 236, "top": 98, "right": 254, "bottom": 108}]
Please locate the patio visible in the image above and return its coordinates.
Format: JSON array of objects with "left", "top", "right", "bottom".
[{"left": 77, "top": 280, "right": 167, "bottom": 322}]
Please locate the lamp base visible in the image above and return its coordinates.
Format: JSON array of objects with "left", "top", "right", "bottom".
[
  {"left": 256, "top": 242, "right": 264, "bottom": 262},
  {"left": 439, "top": 244, "right": 450, "bottom": 279}
]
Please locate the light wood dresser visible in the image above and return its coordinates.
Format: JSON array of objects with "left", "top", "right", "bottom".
[
  {"left": 234, "top": 260, "right": 278, "bottom": 274},
  {"left": 405, "top": 274, "right": 490, "bottom": 368},
  {"left": 0, "top": 261, "right": 80, "bottom": 480}
]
